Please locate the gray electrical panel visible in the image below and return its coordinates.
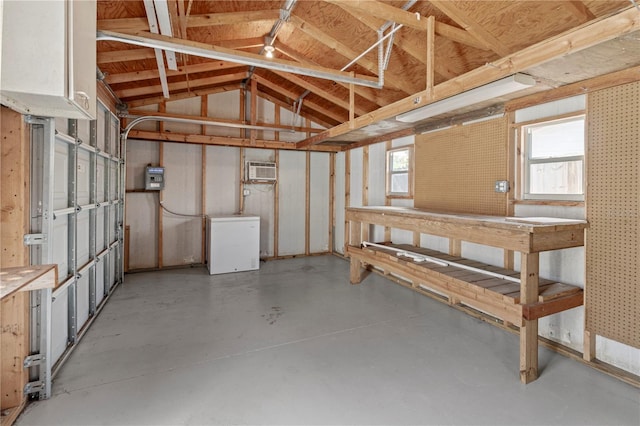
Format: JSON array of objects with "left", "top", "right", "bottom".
[{"left": 145, "top": 166, "right": 165, "bottom": 190}]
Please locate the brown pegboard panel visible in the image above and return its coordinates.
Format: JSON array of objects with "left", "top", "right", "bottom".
[
  {"left": 586, "top": 81, "right": 640, "bottom": 349},
  {"left": 414, "top": 117, "right": 508, "bottom": 216}
]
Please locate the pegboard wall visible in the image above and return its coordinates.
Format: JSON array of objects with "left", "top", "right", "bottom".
[
  {"left": 586, "top": 81, "right": 640, "bottom": 349},
  {"left": 414, "top": 117, "right": 508, "bottom": 215}
]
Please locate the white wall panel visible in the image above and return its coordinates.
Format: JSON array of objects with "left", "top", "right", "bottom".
[
  {"left": 76, "top": 274, "right": 90, "bottom": 330},
  {"left": 76, "top": 211, "right": 90, "bottom": 267},
  {"left": 279, "top": 107, "right": 306, "bottom": 143},
  {"left": 390, "top": 198, "right": 414, "bottom": 244},
  {"left": 77, "top": 149, "right": 90, "bottom": 205},
  {"left": 52, "top": 217, "right": 69, "bottom": 283},
  {"left": 95, "top": 261, "right": 105, "bottom": 305},
  {"left": 53, "top": 141, "right": 68, "bottom": 209},
  {"left": 125, "top": 140, "right": 159, "bottom": 190},
  {"left": 278, "top": 150, "right": 306, "bottom": 256},
  {"left": 334, "top": 152, "right": 345, "bottom": 254},
  {"left": 125, "top": 194, "right": 157, "bottom": 269},
  {"left": 350, "top": 148, "right": 363, "bottom": 207},
  {"left": 51, "top": 288, "right": 68, "bottom": 364},
  {"left": 461, "top": 241, "right": 504, "bottom": 268},
  {"left": 392, "top": 135, "right": 414, "bottom": 147},
  {"left": 165, "top": 97, "right": 201, "bottom": 134},
  {"left": 515, "top": 95, "right": 585, "bottom": 123},
  {"left": 368, "top": 143, "right": 387, "bottom": 242},
  {"left": 162, "top": 143, "right": 202, "bottom": 265},
  {"left": 205, "top": 146, "right": 239, "bottom": 215},
  {"left": 129, "top": 104, "right": 159, "bottom": 132},
  {"left": 257, "top": 97, "right": 275, "bottom": 141},
  {"left": 309, "top": 153, "right": 330, "bottom": 253},
  {"left": 206, "top": 90, "right": 241, "bottom": 138}
]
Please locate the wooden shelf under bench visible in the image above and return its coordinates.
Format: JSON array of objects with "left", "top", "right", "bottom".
[{"left": 345, "top": 206, "right": 588, "bottom": 384}]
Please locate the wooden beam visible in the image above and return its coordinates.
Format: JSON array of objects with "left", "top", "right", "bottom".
[
  {"left": 288, "top": 16, "right": 417, "bottom": 94},
  {"left": 520, "top": 252, "right": 539, "bottom": 383},
  {"left": 125, "top": 83, "right": 243, "bottom": 108},
  {"left": 305, "top": 149, "right": 311, "bottom": 256},
  {"left": 505, "top": 65, "right": 640, "bottom": 111},
  {"left": 329, "top": 0, "right": 490, "bottom": 50},
  {"left": 252, "top": 74, "right": 347, "bottom": 123},
  {"left": 274, "top": 42, "right": 389, "bottom": 107},
  {"left": 127, "top": 129, "right": 340, "bottom": 152},
  {"left": 426, "top": 16, "right": 435, "bottom": 94},
  {"left": 98, "top": 47, "right": 156, "bottom": 64},
  {"left": 341, "top": 128, "right": 415, "bottom": 151},
  {"left": 117, "top": 71, "right": 248, "bottom": 99},
  {"left": 98, "top": 10, "right": 280, "bottom": 31},
  {"left": 216, "top": 37, "right": 265, "bottom": 50},
  {"left": 429, "top": 1, "right": 511, "bottom": 57},
  {"left": 297, "top": 6, "right": 640, "bottom": 149},
  {"left": 564, "top": 1, "right": 597, "bottom": 23},
  {"left": 250, "top": 78, "right": 257, "bottom": 145},
  {"left": 269, "top": 69, "right": 370, "bottom": 116},
  {"left": 127, "top": 109, "right": 323, "bottom": 133},
  {"left": 100, "top": 30, "right": 379, "bottom": 87},
  {"left": 105, "top": 61, "right": 243, "bottom": 84},
  {"left": 329, "top": 152, "right": 335, "bottom": 253}
]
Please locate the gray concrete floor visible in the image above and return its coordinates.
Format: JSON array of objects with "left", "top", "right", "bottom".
[{"left": 17, "top": 256, "right": 639, "bottom": 425}]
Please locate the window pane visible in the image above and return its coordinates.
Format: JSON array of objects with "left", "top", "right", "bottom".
[
  {"left": 390, "top": 150, "right": 409, "bottom": 172},
  {"left": 530, "top": 119, "right": 584, "bottom": 159},
  {"left": 390, "top": 173, "right": 408, "bottom": 193},
  {"left": 529, "top": 160, "right": 583, "bottom": 195}
]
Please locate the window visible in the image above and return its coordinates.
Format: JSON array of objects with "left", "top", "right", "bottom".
[
  {"left": 386, "top": 147, "right": 413, "bottom": 197},
  {"left": 522, "top": 116, "right": 585, "bottom": 201}
]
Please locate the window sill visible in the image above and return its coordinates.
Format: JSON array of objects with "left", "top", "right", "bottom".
[
  {"left": 386, "top": 194, "right": 414, "bottom": 200},
  {"left": 511, "top": 199, "right": 585, "bottom": 207}
]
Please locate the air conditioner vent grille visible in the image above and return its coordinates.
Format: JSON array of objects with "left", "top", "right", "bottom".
[{"left": 247, "top": 161, "right": 277, "bottom": 181}]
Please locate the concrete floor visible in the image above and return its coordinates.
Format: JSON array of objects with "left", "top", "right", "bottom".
[{"left": 17, "top": 256, "right": 639, "bottom": 425}]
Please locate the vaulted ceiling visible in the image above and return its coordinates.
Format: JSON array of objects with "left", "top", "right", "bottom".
[{"left": 97, "top": 0, "right": 638, "bottom": 147}]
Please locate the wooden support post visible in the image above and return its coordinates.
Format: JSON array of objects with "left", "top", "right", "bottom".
[
  {"left": 449, "top": 238, "right": 461, "bottom": 256},
  {"left": 384, "top": 141, "right": 392, "bottom": 242},
  {"left": 124, "top": 226, "right": 130, "bottom": 273},
  {"left": 250, "top": 78, "right": 257, "bottom": 145},
  {"left": 344, "top": 150, "right": 351, "bottom": 255},
  {"left": 305, "top": 150, "right": 311, "bottom": 256},
  {"left": 329, "top": 152, "right": 335, "bottom": 253},
  {"left": 240, "top": 87, "right": 246, "bottom": 139},
  {"left": 362, "top": 146, "right": 370, "bottom": 243},
  {"left": 158, "top": 142, "right": 164, "bottom": 268},
  {"left": 349, "top": 72, "right": 355, "bottom": 128},
  {"left": 583, "top": 329, "right": 596, "bottom": 361},
  {"left": 201, "top": 144, "right": 207, "bottom": 263},
  {"left": 349, "top": 220, "right": 363, "bottom": 284},
  {"left": 520, "top": 252, "right": 540, "bottom": 383},
  {"left": 274, "top": 150, "right": 279, "bottom": 257},
  {"left": 426, "top": 15, "right": 435, "bottom": 96},
  {"left": 239, "top": 148, "right": 245, "bottom": 214},
  {"left": 504, "top": 110, "right": 516, "bottom": 271},
  {"left": 1, "top": 106, "right": 30, "bottom": 417}
]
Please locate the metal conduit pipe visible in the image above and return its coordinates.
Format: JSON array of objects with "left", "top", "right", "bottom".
[{"left": 121, "top": 114, "right": 296, "bottom": 134}]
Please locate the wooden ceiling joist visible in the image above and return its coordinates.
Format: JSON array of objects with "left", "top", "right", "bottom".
[
  {"left": 251, "top": 74, "right": 347, "bottom": 123},
  {"left": 117, "top": 71, "right": 248, "bottom": 99},
  {"left": 256, "top": 90, "right": 338, "bottom": 129},
  {"left": 128, "top": 129, "right": 340, "bottom": 152},
  {"left": 268, "top": 69, "right": 371, "bottom": 117},
  {"left": 288, "top": 16, "right": 417, "bottom": 94},
  {"left": 296, "top": 6, "right": 640, "bottom": 149},
  {"left": 98, "top": 47, "right": 156, "bottom": 64},
  {"left": 328, "top": 0, "right": 490, "bottom": 51},
  {"left": 429, "top": 1, "right": 512, "bottom": 57},
  {"left": 98, "top": 9, "right": 281, "bottom": 31},
  {"left": 105, "top": 60, "right": 242, "bottom": 84},
  {"left": 125, "top": 83, "right": 244, "bottom": 108}
]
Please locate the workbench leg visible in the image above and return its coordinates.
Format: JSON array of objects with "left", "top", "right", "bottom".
[
  {"left": 520, "top": 252, "right": 539, "bottom": 384},
  {"left": 583, "top": 329, "right": 596, "bottom": 361},
  {"left": 350, "top": 257, "right": 363, "bottom": 284}
]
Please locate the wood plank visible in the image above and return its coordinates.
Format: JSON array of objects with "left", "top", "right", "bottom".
[
  {"left": 564, "top": 1, "right": 597, "bottom": 22},
  {"left": 98, "top": 47, "right": 156, "bottom": 63},
  {"left": 341, "top": 128, "right": 415, "bottom": 151},
  {"left": 428, "top": 1, "right": 511, "bottom": 56},
  {"left": 344, "top": 150, "right": 351, "bottom": 254},
  {"left": 117, "top": 71, "right": 248, "bottom": 99},
  {"left": 329, "top": 152, "right": 335, "bottom": 253},
  {"left": 305, "top": 150, "right": 311, "bottom": 256},
  {"left": 523, "top": 291, "right": 584, "bottom": 321},
  {"left": 127, "top": 129, "right": 339, "bottom": 152},
  {"left": 125, "top": 83, "right": 243, "bottom": 108},
  {"left": 288, "top": 16, "right": 416, "bottom": 95},
  {"left": 98, "top": 10, "right": 280, "bottom": 31},
  {"left": 298, "top": 6, "right": 640, "bottom": 149},
  {"left": 105, "top": 60, "right": 242, "bottom": 84},
  {"left": 0, "top": 265, "right": 57, "bottom": 300},
  {"left": 520, "top": 252, "right": 539, "bottom": 383}
]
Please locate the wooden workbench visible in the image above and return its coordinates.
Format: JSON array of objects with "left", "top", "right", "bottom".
[{"left": 345, "top": 206, "right": 588, "bottom": 384}]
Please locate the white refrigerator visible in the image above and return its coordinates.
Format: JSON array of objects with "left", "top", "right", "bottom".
[{"left": 206, "top": 215, "right": 260, "bottom": 275}]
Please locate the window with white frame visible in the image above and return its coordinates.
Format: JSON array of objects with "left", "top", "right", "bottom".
[
  {"left": 386, "top": 146, "right": 413, "bottom": 197},
  {"left": 522, "top": 115, "right": 585, "bottom": 201}
]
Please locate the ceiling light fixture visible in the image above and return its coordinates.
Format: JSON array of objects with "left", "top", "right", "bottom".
[
  {"left": 264, "top": 45, "right": 275, "bottom": 59},
  {"left": 395, "top": 73, "right": 536, "bottom": 123}
]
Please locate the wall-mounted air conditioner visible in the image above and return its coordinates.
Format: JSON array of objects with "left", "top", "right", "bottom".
[{"left": 246, "top": 161, "right": 277, "bottom": 181}]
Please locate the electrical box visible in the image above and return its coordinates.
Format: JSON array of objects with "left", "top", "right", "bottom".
[
  {"left": 495, "top": 180, "right": 510, "bottom": 193},
  {"left": 145, "top": 166, "right": 165, "bottom": 190}
]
